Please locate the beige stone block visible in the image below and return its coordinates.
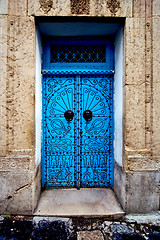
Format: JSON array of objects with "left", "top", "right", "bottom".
[
  {"left": 0, "top": 156, "right": 33, "bottom": 171},
  {"left": 8, "top": 0, "right": 27, "bottom": 16},
  {"left": 114, "top": 162, "right": 126, "bottom": 211},
  {"left": 144, "top": 18, "right": 152, "bottom": 149},
  {"left": 152, "top": 17, "right": 160, "bottom": 81},
  {"left": 28, "top": 0, "right": 132, "bottom": 17},
  {"left": 115, "top": 165, "right": 159, "bottom": 213},
  {"left": 7, "top": 16, "right": 35, "bottom": 151},
  {"left": 90, "top": 0, "right": 107, "bottom": 16},
  {"left": 12, "top": 149, "right": 33, "bottom": 156},
  {"left": 153, "top": 0, "right": 160, "bottom": 16},
  {"left": 133, "top": 0, "right": 152, "bottom": 18},
  {"left": 9, "top": 150, "right": 35, "bottom": 170},
  {"left": 0, "top": 171, "right": 33, "bottom": 214},
  {"left": 0, "top": 16, "right": 7, "bottom": 156},
  {"left": 146, "top": 0, "right": 152, "bottom": 17},
  {"left": 133, "top": 0, "right": 145, "bottom": 17},
  {"left": 125, "top": 147, "right": 159, "bottom": 171},
  {"left": 90, "top": 0, "right": 132, "bottom": 17},
  {"left": 28, "top": 0, "right": 70, "bottom": 16},
  {"left": 124, "top": 84, "right": 146, "bottom": 149},
  {"left": 0, "top": 0, "right": 8, "bottom": 14},
  {"left": 152, "top": 81, "right": 160, "bottom": 156},
  {"left": 126, "top": 171, "right": 159, "bottom": 213},
  {"left": 152, "top": 17, "right": 160, "bottom": 158},
  {"left": 32, "top": 164, "right": 41, "bottom": 211},
  {"left": 125, "top": 18, "right": 146, "bottom": 85}
]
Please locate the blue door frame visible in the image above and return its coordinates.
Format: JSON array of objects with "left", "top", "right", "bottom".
[{"left": 42, "top": 39, "right": 114, "bottom": 189}]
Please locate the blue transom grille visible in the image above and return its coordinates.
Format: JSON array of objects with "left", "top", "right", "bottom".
[{"left": 50, "top": 44, "right": 106, "bottom": 63}]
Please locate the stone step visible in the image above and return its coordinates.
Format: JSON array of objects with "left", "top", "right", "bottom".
[{"left": 34, "top": 188, "right": 124, "bottom": 219}]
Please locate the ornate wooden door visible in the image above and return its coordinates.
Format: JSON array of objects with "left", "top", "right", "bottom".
[
  {"left": 42, "top": 39, "right": 114, "bottom": 188},
  {"left": 80, "top": 74, "right": 114, "bottom": 187}
]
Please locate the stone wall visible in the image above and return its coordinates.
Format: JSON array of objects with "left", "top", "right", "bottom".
[{"left": 0, "top": 0, "right": 159, "bottom": 214}]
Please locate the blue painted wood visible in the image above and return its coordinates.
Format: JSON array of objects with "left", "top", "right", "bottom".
[
  {"left": 80, "top": 74, "right": 114, "bottom": 187},
  {"left": 42, "top": 39, "right": 114, "bottom": 188},
  {"left": 43, "top": 39, "right": 114, "bottom": 72},
  {"left": 42, "top": 74, "right": 76, "bottom": 188}
]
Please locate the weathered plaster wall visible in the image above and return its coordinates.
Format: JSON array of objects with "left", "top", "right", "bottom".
[
  {"left": 35, "top": 27, "right": 42, "bottom": 167},
  {"left": 28, "top": 0, "right": 132, "bottom": 17},
  {"left": 114, "top": 27, "right": 123, "bottom": 167},
  {"left": 0, "top": 0, "right": 8, "bottom": 15},
  {"left": 117, "top": 0, "right": 159, "bottom": 213},
  {"left": 152, "top": 12, "right": 160, "bottom": 164},
  {"left": 0, "top": 15, "right": 7, "bottom": 157},
  {"left": 0, "top": 0, "right": 40, "bottom": 214},
  {"left": 0, "top": 0, "right": 159, "bottom": 214}
]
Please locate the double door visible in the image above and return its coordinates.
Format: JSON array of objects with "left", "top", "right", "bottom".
[{"left": 42, "top": 73, "right": 114, "bottom": 188}]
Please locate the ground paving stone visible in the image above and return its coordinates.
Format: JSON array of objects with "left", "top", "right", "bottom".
[
  {"left": 77, "top": 230, "right": 104, "bottom": 240},
  {"left": 0, "top": 216, "right": 160, "bottom": 239},
  {"left": 32, "top": 220, "right": 68, "bottom": 240},
  {"left": 112, "top": 233, "right": 145, "bottom": 239},
  {"left": 110, "top": 224, "right": 134, "bottom": 233}
]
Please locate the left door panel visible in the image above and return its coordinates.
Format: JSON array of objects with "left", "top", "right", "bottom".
[{"left": 42, "top": 74, "right": 76, "bottom": 188}]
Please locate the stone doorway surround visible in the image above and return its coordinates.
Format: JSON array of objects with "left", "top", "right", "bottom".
[
  {"left": 0, "top": 0, "right": 159, "bottom": 215},
  {"left": 35, "top": 19, "right": 124, "bottom": 216}
]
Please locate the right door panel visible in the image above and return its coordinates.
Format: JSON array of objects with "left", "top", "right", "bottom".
[{"left": 80, "top": 74, "right": 114, "bottom": 187}]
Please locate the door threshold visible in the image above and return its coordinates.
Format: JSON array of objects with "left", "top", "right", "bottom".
[{"left": 34, "top": 188, "right": 124, "bottom": 219}]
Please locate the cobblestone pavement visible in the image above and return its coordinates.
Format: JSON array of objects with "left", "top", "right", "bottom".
[{"left": 0, "top": 215, "right": 160, "bottom": 239}]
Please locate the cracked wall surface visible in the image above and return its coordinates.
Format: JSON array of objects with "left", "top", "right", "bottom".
[{"left": 0, "top": 0, "right": 159, "bottom": 214}]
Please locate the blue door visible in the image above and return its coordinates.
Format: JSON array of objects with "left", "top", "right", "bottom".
[{"left": 42, "top": 40, "right": 114, "bottom": 188}]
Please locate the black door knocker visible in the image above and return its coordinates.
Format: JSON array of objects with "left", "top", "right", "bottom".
[
  {"left": 64, "top": 110, "right": 74, "bottom": 121},
  {"left": 83, "top": 110, "right": 92, "bottom": 121}
]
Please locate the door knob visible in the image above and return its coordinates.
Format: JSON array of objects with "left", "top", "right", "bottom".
[
  {"left": 64, "top": 110, "right": 74, "bottom": 121},
  {"left": 83, "top": 110, "right": 92, "bottom": 121}
]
